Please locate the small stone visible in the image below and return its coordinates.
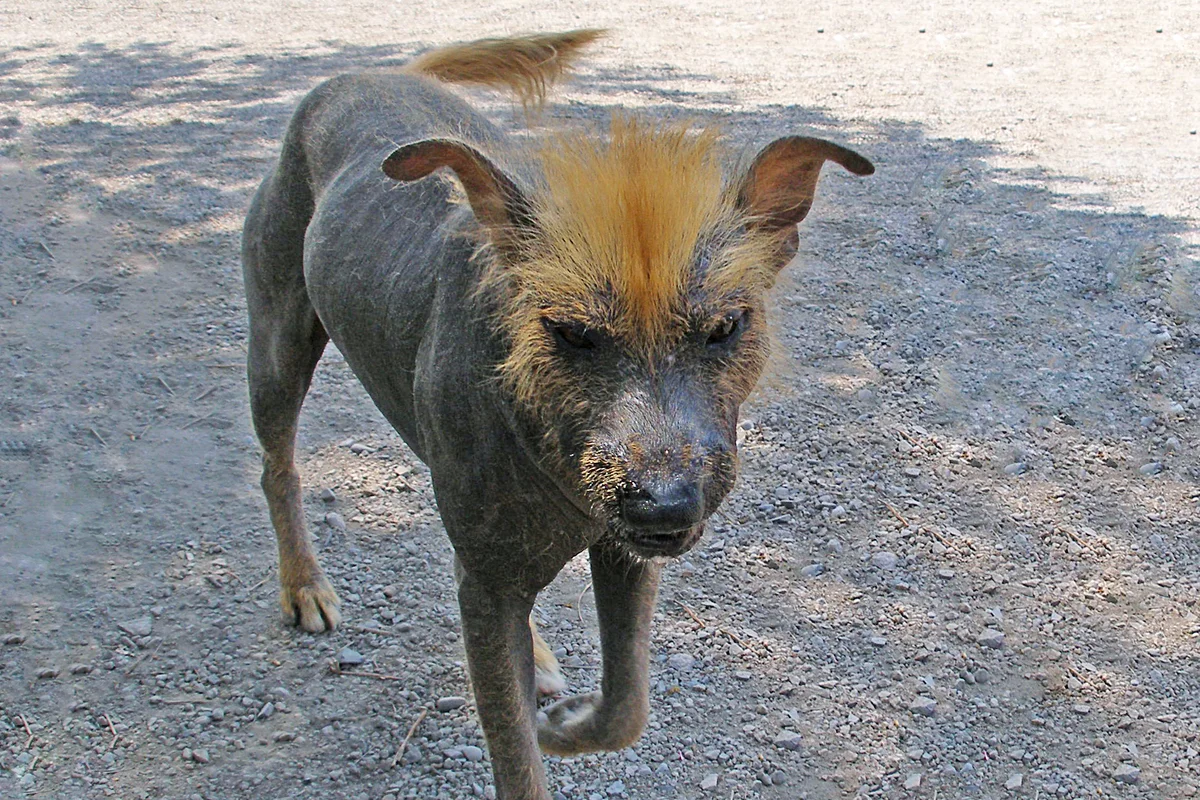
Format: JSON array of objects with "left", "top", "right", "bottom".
[
  {"left": 667, "top": 653, "right": 696, "bottom": 671},
  {"left": 318, "top": 488, "right": 337, "bottom": 503},
  {"left": 2, "top": 633, "right": 25, "bottom": 645},
  {"left": 1005, "top": 773, "right": 1023, "bottom": 790},
  {"left": 118, "top": 616, "right": 153, "bottom": 638},
  {"left": 324, "top": 512, "right": 346, "bottom": 531},
  {"left": 336, "top": 647, "right": 364, "bottom": 667},
  {"left": 1113, "top": 764, "right": 1140, "bottom": 784},
  {"left": 1072, "top": 703, "right": 1092, "bottom": 714},
  {"left": 1003, "top": 462, "right": 1027, "bottom": 476},
  {"left": 973, "top": 669, "right": 991, "bottom": 684},
  {"left": 700, "top": 773, "right": 719, "bottom": 791},
  {"left": 436, "top": 696, "right": 467, "bottom": 712},
  {"left": 36, "top": 667, "right": 59, "bottom": 679},
  {"left": 869, "top": 635, "right": 888, "bottom": 647},
  {"left": 349, "top": 443, "right": 370, "bottom": 454},
  {"left": 1139, "top": 462, "right": 1164, "bottom": 476},
  {"left": 462, "top": 745, "right": 484, "bottom": 762},
  {"left": 977, "top": 628, "right": 1005, "bottom": 649},
  {"left": 771, "top": 770, "right": 787, "bottom": 786},
  {"left": 69, "top": 663, "right": 93, "bottom": 675},
  {"left": 937, "top": 569, "right": 955, "bottom": 580},
  {"left": 606, "top": 780, "right": 625, "bottom": 796},
  {"left": 904, "top": 773, "right": 922, "bottom": 790},
  {"left": 871, "top": 551, "right": 899, "bottom": 570},
  {"left": 903, "top": 467, "right": 921, "bottom": 478},
  {"left": 910, "top": 696, "right": 937, "bottom": 717},
  {"left": 192, "top": 749, "right": 211, "bottom": 764},
  {"left": 210, "top": 707, "right": 225, "bottom": 721},
  {"left": 734, "top": 670, "right": 752, "bottom": 681},
  {"left": 773, "top": 731, "right": 804, "bottom": 751},
  {"left": 799, "top": 563, "right": 825, "bottom": 578},
  {"left": 273, "top": 731, "right": 296, "bottom": 743}
]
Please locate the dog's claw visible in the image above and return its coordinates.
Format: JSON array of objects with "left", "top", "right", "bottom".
[{"left": 281, "top": 576, "right": 341, "bottom": 633}]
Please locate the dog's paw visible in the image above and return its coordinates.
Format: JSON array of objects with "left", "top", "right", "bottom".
[
  {"left": 280, "top": 575, "right": 341, "bottom": 633},
  {"left": 538, "top": 691, "right": 602, "bottom": 755},
  {"left": 532, "top": 627, "right": 566, "bottom": 697}
]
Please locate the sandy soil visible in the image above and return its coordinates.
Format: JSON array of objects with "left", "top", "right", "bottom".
[{"left": 1, "top": 2, "right": 1198, "bottom": 799}]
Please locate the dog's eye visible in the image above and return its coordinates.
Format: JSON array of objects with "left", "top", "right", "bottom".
[
  {"left": 706, "top": 311, "right": 746, "bottom": 347},
  {"left": 545, "top": 319, "right": 596, "bottom": 351}
]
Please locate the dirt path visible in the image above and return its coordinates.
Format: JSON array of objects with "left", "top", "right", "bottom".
[{"left": 1, "top": 3, "right": 1198, "bottom": 799}]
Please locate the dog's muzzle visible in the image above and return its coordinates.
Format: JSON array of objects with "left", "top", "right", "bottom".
[{"left": 617, "top": 478, "right": 706, "bottom": 557}]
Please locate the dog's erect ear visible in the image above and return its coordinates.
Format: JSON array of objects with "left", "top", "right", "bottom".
[
  {"left": 383, "top": 139, "right": 535, "bottom": 239},
  {"left": 737, "top": 136, "right": 873, "bottom": 267}
]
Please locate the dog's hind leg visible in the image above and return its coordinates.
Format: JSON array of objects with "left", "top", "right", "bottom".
[{"left": 243, "top": 152, "right": 340, "bottom": 633}]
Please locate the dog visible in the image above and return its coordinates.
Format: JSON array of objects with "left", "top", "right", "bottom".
[{"left": 242, "top": 29, "right": 872, "bottom": 799}]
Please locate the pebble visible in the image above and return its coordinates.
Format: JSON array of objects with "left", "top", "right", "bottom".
[
  {"left": 904, "top": 773, "right": 922, "bottom": 790},
  {"left": 871, "top": 551, "right": 899, "bottom": 570},
  {"left": 773, "top": 731, "right": 803, "bottom": 751},
  {"left": 937, "top": 569, "right": 955, "bottom": 580},
  {"left": 1139, "top": 462, "right": 1164, "bottom": 476},
  {"left": 1005, "top": 773, "right": 1023, "bottom": 790},
  {"left": 69, "top": 663, "right": 93, "bottom": 675},
  {"left": 462, "top": 746, "right": 484, "bottom": 762},
  {"left": 977, "top": 628, "right": 1006, "bottom": 649},
  {"left": 903, "top": 467, "right": 921, "bottom": 477},
  {"left": 1003, "top": 462, "right": 1027, "bottom": 476},
  {"left": 325, "top": 512, "right": 347, "bottom": 531},
  {"left": 799, "top": 563, "right": 825, "bottom": 578},
  {"left": 318, "top": 488, "right": 337, "bottom": 503},
  {"left": 273, "top": 731, "right": 296, "bottom": 743},
  {"left": 1113, "top": 764, "right": 1140, "bottom": 784},
  {"left": 667, "top": 653, "right": 696, "bottom": 671},
  {"left": 734, "top": 670, "right": 752, "bottom": 681},
  {"left": 2, "top": 633, "right": 25, "bottom": 645},
  {"left": 193, "top": 749, "right": 211, "bottom": 764},
  {"left": 337, "top": 647, "right": 365, "bottom": 667},
  {"left": 606, "top": 780, "right": 625, "bottom": 796},
  {"left": 118, "top": 616, "right": 153, "bottom": 638},
  {"left": 1072, "top": 703, "right": 1092, "bottom": 715},
  {"left": 700, "top": 773, "right": 719, "bottom": 791},
  {"left": 868, "top": 635, "right": 887, "bottom": 647},
  {"left": 910, "top": 697, "right": 937, "bottom": 717},
  {"left": 36, "top": 667, "right": 59, "bottom": 679},
  {"left": 436, "top": 696, "right": 467, "bottom": 712}
]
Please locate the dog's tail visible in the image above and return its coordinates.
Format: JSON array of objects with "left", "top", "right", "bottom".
[{"left": 403, "top": 29, "right": 604, "bottom": 108}]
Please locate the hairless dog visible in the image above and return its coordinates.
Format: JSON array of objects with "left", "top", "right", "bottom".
[{"left": 243, "top": 30, "right": 872, "bottom": 799}]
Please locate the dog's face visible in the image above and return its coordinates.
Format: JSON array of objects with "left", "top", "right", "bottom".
[{"left": 384, "top": 120, "right": 873, "bottom": 557}]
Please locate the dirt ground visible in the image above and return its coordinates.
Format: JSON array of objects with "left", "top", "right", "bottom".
[{"left": 1, "top": 2, "right": 1198, "bottom": 799}]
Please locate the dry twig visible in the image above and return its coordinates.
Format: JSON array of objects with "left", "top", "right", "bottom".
[
  {"left": 328, "top": 661, "right": 404, "bottom": 682},
  {"left": 391, "top": 708, "right": 428, "bottom": 768},
  {"left": 675, "top": 600, "right": 706, "bottom": 628}
]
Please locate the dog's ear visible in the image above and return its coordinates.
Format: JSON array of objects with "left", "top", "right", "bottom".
[
  {"left": 737, "top": 136, "right": 873, "bottom": 268},
  {"left": 383, "top": 139, "right": 535, "bottom": 241}
]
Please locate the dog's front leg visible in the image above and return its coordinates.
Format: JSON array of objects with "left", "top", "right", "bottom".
[
  {"left": 458, "top": 573, "right": 550, "bottom": 800},
  {"left": 538, "top": 540, "right": 661, "bottom": 755}
]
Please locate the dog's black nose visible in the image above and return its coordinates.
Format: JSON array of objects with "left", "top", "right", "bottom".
[{"left": 619, "top": 480, "right": 704, "bottom": 533}]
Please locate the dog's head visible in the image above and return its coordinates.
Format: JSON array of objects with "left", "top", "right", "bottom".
[{"left": 384, "top": 118, "right": 872, "bottom": 558}]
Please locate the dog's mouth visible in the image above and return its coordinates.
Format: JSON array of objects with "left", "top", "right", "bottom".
[{"left": 612, "top": 519, "right": 706, "bottom": 559}]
